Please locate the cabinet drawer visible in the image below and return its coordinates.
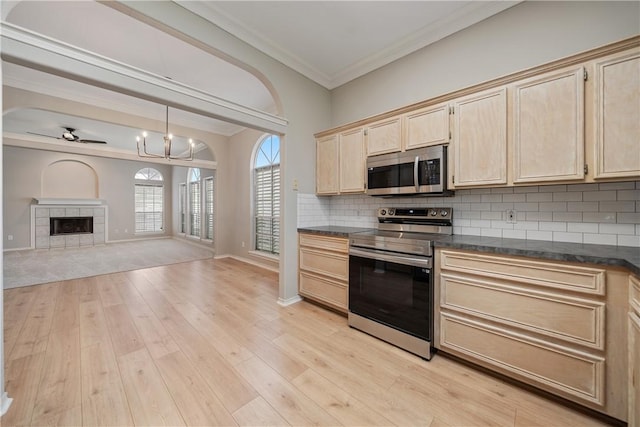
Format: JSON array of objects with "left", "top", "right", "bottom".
[
  {"left": 299, "top": 233, "right": 349, "bottom": 253},
  {"left": 440, "top": 313, "right": 605, "bottom": 406},
  {"left": 631, "top": 275, "right": 640, "bottom": 316},
  {"left": 300, "top": 247, "right": 348, "bottom": 281},
  {"left": 299, "top": 271, "right": 347, "bottom": 312},
  {"left": 440, "top": 250, "right": 605, "bottom": 295},
  {"left": 441, "top": 274, "right": 605, "bottom": 349}
]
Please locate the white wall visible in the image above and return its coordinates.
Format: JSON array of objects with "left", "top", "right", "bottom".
[{"left": 330, "top": 1, "right": 640, "bottom": 126}]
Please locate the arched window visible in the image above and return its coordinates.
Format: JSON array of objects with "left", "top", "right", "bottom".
[
  {"left": 134, "top": 167, "right": 164, "bottom": 233},
  {"left": 253, "top": 134, "right": 280, "bottom": 254}
]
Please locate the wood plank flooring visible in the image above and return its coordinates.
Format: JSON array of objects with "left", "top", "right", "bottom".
[{"left": 2, "top": 257, "right": 615, "bottom": 426}]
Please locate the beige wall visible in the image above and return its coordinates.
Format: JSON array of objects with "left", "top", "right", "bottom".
[
  {"left": 330, "top": 1, "right": 640, "bottom": 126},
  {"left": 3, "top": 145, "right": 174, "bottom": 249}
]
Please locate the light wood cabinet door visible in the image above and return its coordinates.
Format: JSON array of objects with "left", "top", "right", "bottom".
[
  {"left": 298, "top": 233, "right": 349, "bottom": 313},
  {"left": 513, "top": 66, "right": 585, "bottom": 183},
  {"left": 594, "top": 50, "right": 640, "bottom": 179},
  {"left": 339, "top": 128, "right": 366, "bottom": 193},
  {"left": 316, "top": 135, "right": 339, "bottom": 195},
  {"left": 404, "top": 102, "right": 450, "bottom": 150},
  {"left": 452, "top": 87, "right": 507, "bottom": 187},
  {"left": 630, "top": 275, "right": 640, "bottom": 427},
  {"left": 366, "top": 116, "right": 402, "bottom": 156}
]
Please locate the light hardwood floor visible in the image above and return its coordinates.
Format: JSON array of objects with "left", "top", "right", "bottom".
[{"left": 3, "top": 257, "right": 616, "bottom": 426}]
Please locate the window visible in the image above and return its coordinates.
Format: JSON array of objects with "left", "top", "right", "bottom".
[
  {"left": 189, "top": 168, "right": 201, "bottom": 237},
  {"left": 254, "top": 134, "right": 280, "bottom": 254},
  {"left": 134, "top": 167, "right": 163, "bottom": 233},
  {"left": 179, "top": 183, "right": 186, "bottom": 234},
  {"left": 204, "top": 176, "right": 214, "bottom": 240}
]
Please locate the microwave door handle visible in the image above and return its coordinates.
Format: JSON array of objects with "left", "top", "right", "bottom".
[{"left": 414, "top": 156, "right": 420, "bottom": 192}]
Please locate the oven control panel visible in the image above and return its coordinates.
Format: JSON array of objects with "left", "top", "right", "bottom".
[{"left": 378, "top": 207, "right": 452, "bottom": 220}]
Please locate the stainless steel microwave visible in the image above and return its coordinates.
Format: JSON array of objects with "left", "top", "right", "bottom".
[{"left": 366, "top": 145, "right": 452, "bottom": 196}]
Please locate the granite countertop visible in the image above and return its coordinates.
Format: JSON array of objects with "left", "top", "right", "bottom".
[
  {"left": 298, "top": 226, "right": 640, "bottom": 276},
  {"left": 432, "top": 235, "right": 640, "bottom": 276},
  {"left": 297, "top": 226, "right": 373, "bottom": 238}
]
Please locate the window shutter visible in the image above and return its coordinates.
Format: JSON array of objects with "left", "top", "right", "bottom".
[
  {"left": 204, "top": 177, "right": 214, "bottom": 241},
  {"left": 134, "top": 184, "right": 163, "bottom": 233}
]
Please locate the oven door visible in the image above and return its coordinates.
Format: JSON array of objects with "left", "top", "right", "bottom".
[{"left": 348, "top": 247, "right": 433, "bottom": 341}]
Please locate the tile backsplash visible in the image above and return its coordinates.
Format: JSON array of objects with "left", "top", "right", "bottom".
[{"left": 297, "top": 181, "right": 640, "bottom": 247}]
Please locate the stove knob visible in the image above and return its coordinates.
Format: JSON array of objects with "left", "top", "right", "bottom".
[
  {"left": 380, "top": 209, "right": 387, "bottom": 216},
  {"left": 430, "top": 210, "right": 437, "bottom": 216},
  {"left": 388, "top": 208, "right": 395, "bottom": 216},
  {"left": 440, "top": 210, "right": 448, "bottom": 217}
]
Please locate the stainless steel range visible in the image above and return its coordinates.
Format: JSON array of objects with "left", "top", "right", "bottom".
[{"left": 348, "top": 207, "right": 452, "bottom": 360}]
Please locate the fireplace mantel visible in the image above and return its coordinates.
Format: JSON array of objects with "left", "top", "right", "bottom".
[{"left": 33, "top": 198, "right": 105, "bottom": 206}]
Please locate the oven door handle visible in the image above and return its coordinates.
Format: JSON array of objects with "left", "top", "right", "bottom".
[
  {"left": 414, "top": 155, "right": 420, "bottom": 193},
  {"left": 350, "top": 247, "right": 432, "bottom": 269}
]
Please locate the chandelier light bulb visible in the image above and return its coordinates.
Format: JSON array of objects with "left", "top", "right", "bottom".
[
  {"left": 168, "top": 133, "right": 173, "bottom": 140},
  {"left": 142, "top": 131, "right": 148, "bottom": 138},
  {"left": 136, "top": 136, "right": 140, "bottom": 142}
]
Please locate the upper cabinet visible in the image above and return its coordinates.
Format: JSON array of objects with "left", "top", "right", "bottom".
[
  {"left": 315, "top": 38, "right": 639, "bottom": 195},
  {"left": 593, "top": 49, "right": 640, "bottom": 179},
  {"left": 365, "top": 116, "right": 402, "bottom": 156},
  {"left": 512, "top": 66, "right": 586, "bottom": 184},
  {"left": 316, "top": 134, "right": 339, "bottom": 195},
  {"left": 452, "top": 88, "right": 507, "bottom": 187},
  {"left": 404, "top": 102, "right": 450, "bottom": 151},
  {"left": 316, "top": 129, "right": 366, "bottom": 195},
  {"left": 339, "top": 128, "right": 366, "bottom": 193}
]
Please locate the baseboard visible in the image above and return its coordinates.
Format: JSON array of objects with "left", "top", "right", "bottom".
[
  {"left": 1, "top": 392, "right": 13, "bottom": 416},
  {"left": 277, "top": 295, "right": 303, "bottom": 307},
  {"left": 3, "top": 246, "right": 31, "bottom": 253},
  {"left": 215, "top": 254, "right": 279, "bottom": 273}
]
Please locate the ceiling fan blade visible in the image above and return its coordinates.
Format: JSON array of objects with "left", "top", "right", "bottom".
[
  {"left": 27, "top": 131, "right": 62, "bottom": 139},
  {"left": 78, "top": 139, "right": 107, "bottom": 144}
]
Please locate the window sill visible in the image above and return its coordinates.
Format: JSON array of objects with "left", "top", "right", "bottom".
[{"left": 248, "top": 250, "right": 279, "bottom": 262}]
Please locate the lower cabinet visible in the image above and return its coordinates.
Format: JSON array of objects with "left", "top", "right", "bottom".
[
  {"left": 298, "top": 233, "right": 348, "bottom": 313},
  {"left": 434, "top": 249, "right": 628, "bottom": 421},
  {"left": 630, "top": 275, "right": 640, "bottom": 427}
]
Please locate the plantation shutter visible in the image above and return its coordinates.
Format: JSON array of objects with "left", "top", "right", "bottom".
[
  {"left": 254, "top": 164, "right": 280, "bottom": 254},
  {"left": 204, "top": 176, "right": 214, "bottom": 241},
  {"left": 134, "top": 184, "right": 163, "bottom": 232}
]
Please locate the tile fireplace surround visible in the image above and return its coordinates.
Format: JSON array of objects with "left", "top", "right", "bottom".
[{"left": 30, "top": 199, "right": 107, "bottom": 249}]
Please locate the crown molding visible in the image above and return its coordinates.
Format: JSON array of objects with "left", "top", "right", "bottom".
[{"left": 180, "top": 1, "right": 520, "bottom": 90}]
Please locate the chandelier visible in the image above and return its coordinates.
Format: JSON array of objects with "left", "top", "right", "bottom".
[{"left": 136, "top": 106, "right": 194, "bottom": 160}]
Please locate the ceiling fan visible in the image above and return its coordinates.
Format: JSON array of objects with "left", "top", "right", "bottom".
[{"left": 27, "top": 127, "right": 107, "bottom": 144}]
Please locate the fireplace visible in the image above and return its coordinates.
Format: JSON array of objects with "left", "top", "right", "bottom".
[{"left": 50, "top": 216, "right": 93, "bottom": 236}]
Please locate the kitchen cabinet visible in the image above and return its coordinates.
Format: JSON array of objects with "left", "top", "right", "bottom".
[
  {"left": 338, "top": 128, "right": 366, "bottom": 193},
  {"left": 403, "top": 102, "right": 450, "bottom": 151},
  {"left": 366, "top": 116, "right": 402, "bottom": 156},
  {"left": 451, "top": 87, "right": 507, "bottom": 187},
  {"left": 512, "top": 66, "right": 585, "bottom": 183},
  {"left": 593, "top": 49, "right": 640, "bottom": 180},
  {"left": 630, "top": 275, "right": 640, "bottom": 427},
  {"left": 298, "top": 233, "right": 349, "bottom": 313},
  {"left": 315, "top": 128, "right": 366, "bottom": 195},
  {"left": 316, "top": 134, "right": 339, "bottom": 195},
  {"left": 434, "top": 249, "right": 628, "bottom": 421}
]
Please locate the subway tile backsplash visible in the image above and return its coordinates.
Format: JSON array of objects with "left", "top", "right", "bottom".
[{"left": 297, "top": 180, "right": 640, "bottom": 247}]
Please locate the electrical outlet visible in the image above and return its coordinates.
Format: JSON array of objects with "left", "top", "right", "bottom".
[
  {"left": 7, "top": 235, "right": 13, "bottom": 241},
  {"left": 292, "top": 178, "right": 299, "bottom": 191},
  {"left": 506, "top": 209, "right": 517, "bottom": 224},
  {"left": 242, "top": 241, "right": 245, "bottom": 248}
]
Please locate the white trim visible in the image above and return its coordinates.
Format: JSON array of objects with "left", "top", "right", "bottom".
[
  {"left": 277, "top": 295, "right": 303, "bottom": 307},
  {"left": 3, "top": 246, "right": 32, "bottom": 253},
  {"left": 1, "top": 392, "right": 13, "bottom": 416},
  {"left": 215, "top": 254, "right": 279, "bottom": 274},
  {"left": 248, "top": 249, "right": 279, "bottom": 263},
  {"left": 34, "top": 198, "right": 104, "bottom": 205}
]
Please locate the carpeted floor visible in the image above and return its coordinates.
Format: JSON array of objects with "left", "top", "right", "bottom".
[{"left": 3, "top": 238, "right": 215, "bottom": 289}]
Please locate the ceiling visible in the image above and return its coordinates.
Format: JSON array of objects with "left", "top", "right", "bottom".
[{"left": 1, "top": 1, "right": 518, "bottom": 156}]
